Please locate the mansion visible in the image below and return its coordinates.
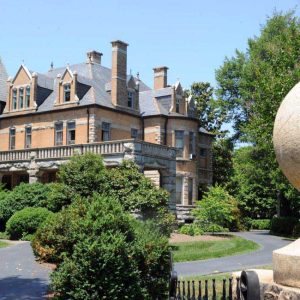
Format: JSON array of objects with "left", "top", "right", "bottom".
[{"left": 0, "top": 40, "right": 213, "bottom": 219}]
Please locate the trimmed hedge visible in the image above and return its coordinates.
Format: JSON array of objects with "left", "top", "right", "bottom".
[
  {"left": 270, "top": 217, "right": 298, "bottom": 236},
  {"left": 6, "top": 207, "right": 53, "bottom": 240}
]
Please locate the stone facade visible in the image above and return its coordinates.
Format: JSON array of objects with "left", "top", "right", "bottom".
[{"left": 0, "top": 41, "right": 213, "bottom": 218}]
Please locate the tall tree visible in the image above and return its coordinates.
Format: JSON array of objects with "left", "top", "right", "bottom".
[{"left": 216, "top": 11, "right": 300, "bottom": 217}]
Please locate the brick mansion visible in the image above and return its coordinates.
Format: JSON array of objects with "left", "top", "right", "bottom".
[{"left": 0, "top": 40, "right": 213, "bottom": 217}]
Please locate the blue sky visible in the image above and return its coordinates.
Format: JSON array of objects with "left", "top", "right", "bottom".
[{"left": 0, "top": 0, "right": 299, "bottom": 89}]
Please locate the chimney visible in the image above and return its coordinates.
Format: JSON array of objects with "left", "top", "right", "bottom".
[
  {"left": 153, "top": 66, "right": 168, "bottom": 89},
  {"left": 86, "top": 50, "right": 103, "bottom": 64},
  {"left": 111, "top": 40, "right": 128, "bottom": 107}
]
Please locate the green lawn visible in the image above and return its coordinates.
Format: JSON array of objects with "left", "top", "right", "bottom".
[
  {"left": 170, "top": 235, "right": 260, "bottom": 262},
  {"left": 0, "top": 241, "right": 9, "bottom": 248}
]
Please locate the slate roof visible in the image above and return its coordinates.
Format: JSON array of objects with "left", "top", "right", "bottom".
[
  {"left": 0, "top": 60, "right": 193, "bottom": 119},
  {"left": 0, "top": 57, "right": 8, "bottom": 103}
]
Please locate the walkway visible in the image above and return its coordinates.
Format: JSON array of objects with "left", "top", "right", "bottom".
[
  {"left": 0, "top": 241, "right": 50, "bottom": 300},
  {"left": 174, "top": 231, "right": 292, "bottom": 277}
]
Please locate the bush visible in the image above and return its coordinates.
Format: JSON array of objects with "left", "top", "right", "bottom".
[
  {"left": 6, "top": 207, "right": 53, "bottom": 240},
  {"left": 250, "top": 219, "right": 271, "bottom": 230},
  {"left": 32, "top": 199, "right": 88, "bottom": 263},
  {"left": 179, "top": 224, "right": 204, "bottom": 236},
  {"left": 47, "top": 195, "right": 171, "bottom": 299},
  {"left": 270, "top": 217, "right": 298, "bottom": 236},
  {"left": 192, "top": 186, "right": 241, "bottom": 232},
  {"left": 293, "top": 223, "right": 300, "bottom": 238},
  {"left": 57, "top": 153, "right": 106, "bottom": 198},
  {"left": 0, "top": 183, "right": 52, "bottom": 230},
  {"left": 203, "top": 224, "right": 228, "bottom": 233}
]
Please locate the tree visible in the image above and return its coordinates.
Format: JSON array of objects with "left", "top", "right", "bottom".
[
  {"left": 215, "top": 11, "right": 300, "bottom": 216},
  {"left": 187, "top": 82, "right": 226, "bottom": 135},
  {"left": 212, "top": 138, "right": 234, "bottom": 187},
  {"left": 192, "top": 186, "right": 241, "bottom": 232}
]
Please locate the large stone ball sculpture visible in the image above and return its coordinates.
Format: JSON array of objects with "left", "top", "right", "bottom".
[
  {"left": 273, "top": 82, "right": 300, "bottom": 288},
  {"left": 273, "top": 82, "right": 300, "bottom": 192}
]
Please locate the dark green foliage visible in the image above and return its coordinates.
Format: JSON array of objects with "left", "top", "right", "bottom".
[
  {"left": 32, "top": 199, "right": 88, "bottom": 263},
  {"left": 186, "top": 82, "right": 226, "bottom": 134},
  {"left": 293, "top": 223, "right": 300, "bottom": 237},
  {"left": 6, "top": 207, "right": 53, "bottom": 240},
  {"left": 57, "top": 152, "right": 106, "bottom": 198},
  {"left": 47, "top": 195, "right": 171, "bottom": 299},
  {"left": 270, "top": 217, "right": 298, "bottom": 236},
  {"left": 216, "top": 12, "right": 300, "bottom": 218},
  {"left": 212, "top": 138, "right": 234, "bottom": 188},
  {"left": 0, "top": 183, "right": 52, "bottom": 230},
  {"left": 250, "top": 219, "right": 271, "bottom": 230},
  {"left": 43, "top": 183, "right": 73, "bottom": 212}
]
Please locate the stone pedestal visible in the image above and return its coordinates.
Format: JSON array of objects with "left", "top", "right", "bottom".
[{"left": 273, "top": 239, "right": 300, "bottom": 288}]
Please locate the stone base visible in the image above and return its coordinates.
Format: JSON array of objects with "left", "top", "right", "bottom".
[
  {"left": 273, "top": 239, "right": 300, "bottom": 288},
  {"left": 232, "top": 270, "right": 300, "bottom": 300},
  {"left": 175, "top": 204, "right": 195, "bottom": 223}
]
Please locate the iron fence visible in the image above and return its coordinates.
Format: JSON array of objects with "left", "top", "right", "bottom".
[{"left": 170, "top": 276, "right": 241, "bottom": 300}]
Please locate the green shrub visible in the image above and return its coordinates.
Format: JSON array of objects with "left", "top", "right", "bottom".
[
  {"left": 6, "top": 207, "right": 53, "bottom": 240},
  {"left": 203, "top": 223, "right": 228, "bottom": 233},
  {"left": 179, "top": 224, "right": 204, "bottom": 236},
  {"left": 270, "top": 217, "right": 298, "bottom": 236},
  {"left": 192, "top": 186, "right": 241, "bottom": 232},
  {"left": 250, "top": 219, "right": 271, "bottom": 230},
  {"left": 48, "top": 195, "right": 171, "bottom": 299},
  {"left": 57, "top": 153, "right": 106, "bottom": 198},
  {"left": 293, "top": 223, "right": 300, "bottom": 238},
  {"left": 43, "top": 183, "right": 73, "bottom": 212},
  {"left": 0, "top": 183, "right": 52, "bottom": 229},
  {"left": 32, "top": 199, "right": 88, "bottom": 263}
]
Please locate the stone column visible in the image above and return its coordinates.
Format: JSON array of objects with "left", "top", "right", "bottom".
[
  {"left": 89, "top": 113, "right": 96, "bottom": 143},
  {"left": 161, "top": 172, "right": 176, "bottom": 211},
  {"left": 27, "top": 151, "right": 40, "bottom": 183}
]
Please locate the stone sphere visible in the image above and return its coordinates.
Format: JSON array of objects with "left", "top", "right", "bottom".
[{"left": 273, "top": 82, "right": 300, "bottom": 192}]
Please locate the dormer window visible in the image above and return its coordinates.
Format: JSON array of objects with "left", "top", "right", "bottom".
[
  {"left": 12, "top": 89, "right": 17, "bottom": 110},
  {"left": 19, "top": 87, "right": 24, "bottom": 109},
  {"left": 64, "top": 84, "right": 71, "bottom": 102},
  {"left": 25, "top": 86, "right": 30, "bottom": 108},
  {"left": 128, "top": 92, "right": 134, "bottom": 108},
  {"left": 176, "top": 98, "right": 180, "bottom": 113}
]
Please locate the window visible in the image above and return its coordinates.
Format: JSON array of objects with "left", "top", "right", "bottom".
[
  {"left": 131, "top": 128, "right": 138, "bottom": 139},
  {"left": 25, "top": 126, "right": 32, "bottom": 148},
  {"left": 176, "top": 177, "right": 183, "bottom": 204},
  {"left": 55, "top": 122, "right": 63, "bottom": 146},
  {"left": 175, "top": 130, "right": 184, "bottom": 157},
  {"left": 176, "top": 98, "right": 180, "bottom": 113},
  {"left": 25, "top": 86, "right": 30, "bottom": 108},
  {"left": 64, "top": 84, "right": 71, "bottom": 102},
  {"left": 67, "top": 121, "right": 76, "bottom": 145},
  {"left": 19, "top": 87, "right": 24, "bottom": 109},
  {"left": 128, "top": 92, "right": 134, "bottom": 108},
  {"left": 188, "top": 178, "right": 193, "bottom": 205},
  {"left": 9, "top": 128, "right": 16, "bottom": 150},
  {"left": 12, "top": 89, "right": 17, "bottom": 110},
  {"left": 189, "top": 132, "right": 196, "bottom": 155},
  {"left": 200, "top": 148, "right": 207, "bottom": 157},
  {"left": 102, "top": 122, "right": 110, "bottom": 141}
]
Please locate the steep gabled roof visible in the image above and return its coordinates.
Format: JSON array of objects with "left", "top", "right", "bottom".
[{"left": 0, "top": 57, "right": 8, "bottom": 103}]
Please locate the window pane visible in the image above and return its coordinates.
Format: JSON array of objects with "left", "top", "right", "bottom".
[
  {"left": 25, "top": 86, "right": 30, "bottom": 108},
  {"left": 189, "top": 132, "right": 195, "bottom": 155},
  {"left": 10, "top": 128, "right": 16, "bottom": 150},
  {"left": 25, "top": 127, "right": 32, "bottom": 148},
  {"left": 55, "top": 122, "right": 64, "bottom": 146},
  {"left": 19, "top": 88, "right": 24, "bottom": 109},
  {"left": 175, "top": 131, "right": 184, "bottom": 149},
  {"left": 176, "top": 177, "right": 183, "bottom": 204},
  {"left": 131, "top": 128, "right": 138, "bottom": 139},
  {"left": 102, "top": 122, "right": 110, "bottom": 141},
  {"left": 64, "top": 84, "right": 71, "bottom": 102},
  {"left": 67, "top": 122, "right": 76, "bottom": 144},
  {"left": 12, "top": 89, "right": 17, "bottom": 110},
  {"left": 128, "top": 92, "right": 133, "bottom": 108}
]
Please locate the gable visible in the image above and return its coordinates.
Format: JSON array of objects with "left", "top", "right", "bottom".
[
  {"left": 12, "top": 65, "right": 32, "bottom": 86},
  {"left": 61, "top": 69, "right": 73, "bottom": 82}
]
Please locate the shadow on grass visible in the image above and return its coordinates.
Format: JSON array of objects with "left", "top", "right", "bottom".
[{"left": 0, "top": 276, "right": 49, "bottom": 300}]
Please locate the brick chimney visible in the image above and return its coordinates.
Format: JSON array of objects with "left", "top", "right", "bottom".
[
  {"left": 111, "top": 40, "right": 128, "bottom": 107},
  {"left": 86, "top": 50, "right": 103, "bottom": 64},
  {"left": 153, "top": 66, "right": 168, "bottom": 89}
]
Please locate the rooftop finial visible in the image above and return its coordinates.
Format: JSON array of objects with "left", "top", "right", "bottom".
[
  {"left": 50, "top": 61, "right": 54, "bottom": 70},
  {"left": 136, "top": 72, "right": 140, "bottom": 80}
]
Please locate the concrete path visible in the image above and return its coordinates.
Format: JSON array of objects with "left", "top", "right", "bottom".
[
  {"left": 0, "top": 241, "right": 50, "bottom": 300},
  {"left": 174, "top": 231, "right": 292, "bottom": 277}
]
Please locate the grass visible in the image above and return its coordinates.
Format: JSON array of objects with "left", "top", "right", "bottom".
[
  {"left": 170, "top": 235, "right": 260, "bottom": 262},
  {"left": 0, "top": 241, "right": 9, "bottom": 248}
]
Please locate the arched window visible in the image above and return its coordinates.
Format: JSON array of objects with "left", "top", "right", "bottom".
[
  {"left": 12, "top": 89, "right": 17, "bottom": 110},
  {"left": 19, "top": 87, "right": 24, "bottom": 109}
]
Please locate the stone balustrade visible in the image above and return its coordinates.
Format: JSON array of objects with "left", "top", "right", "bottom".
[{"left": 0, "top": 139, "right": 177, "bottom": 163}]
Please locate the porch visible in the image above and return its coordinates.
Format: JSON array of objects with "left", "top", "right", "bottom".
[{"left": 0, "top": 139, "right": 178, "bottom": 209}]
